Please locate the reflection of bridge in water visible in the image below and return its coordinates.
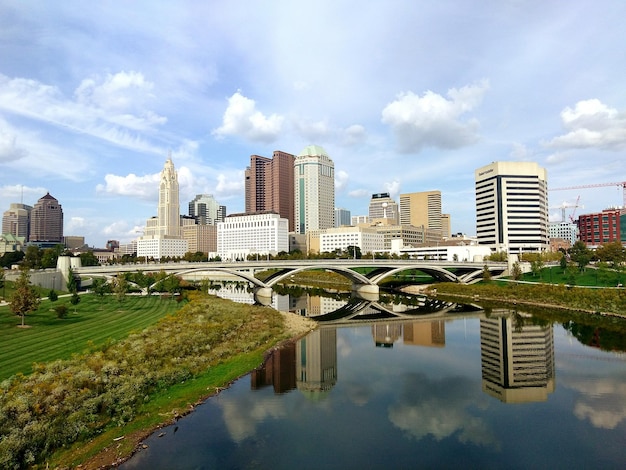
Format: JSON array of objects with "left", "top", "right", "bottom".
[{"left": 312, "top": 295, "right": 483, "bottom": 324}]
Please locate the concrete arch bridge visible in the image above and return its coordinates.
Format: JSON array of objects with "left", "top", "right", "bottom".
[{"left": 73, "top": 260, "right": 507, "bottom": 300}]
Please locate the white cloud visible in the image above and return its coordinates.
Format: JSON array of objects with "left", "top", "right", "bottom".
[
  {"left": 96, "top": 172, "right": 160, "bottom": 200},
  {"left": 510, "top": 142, "right": 531, "bottom": 160},
  {"left": 341, "top": 124, "right": 366, "bottom": 146},
  {"left": 381, "top": 81, "right": 489, "bottom": 153},
  {"left": 215, "top": 172, "right": 245, "bottom": 200},
  {"left": 0, "top": 124, "right": 26, "bottom": 162},
  {"left": 335, "top": 170, "right": 350, "bottom": 192},
  {"left": 0, "top": 72, "right": 166, "bottom": 153},
  {"left": 384, "top": 180, "right": 401, "bottom": 199},
  {"left": 348, "top": 188, "right": 369, "bottom": 198},
  {"left": 212, "top": 91, "right": 284, "bottom": 143},
  {"left": 547, "top": 99, "right": 626, "bottom": 150},
  {"left": 0, "top": 184, "right": 48, "bottom": 201}
]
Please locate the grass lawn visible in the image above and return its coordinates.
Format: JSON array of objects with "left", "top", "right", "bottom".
[
  {"left": 0, "top": 294, "right": 182, "bottom": 381},
  {"left": 520, "top": 265, "right": 625, "bottom": 288}
]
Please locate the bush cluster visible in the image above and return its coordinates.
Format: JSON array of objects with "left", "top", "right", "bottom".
[{"left": 0, "top": 293, "right": 285, "bottom": 469}]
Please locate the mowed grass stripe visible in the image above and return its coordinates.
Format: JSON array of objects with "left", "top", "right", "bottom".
[{"left": 0, "top": 295, "right": 181, "bottom": 381}]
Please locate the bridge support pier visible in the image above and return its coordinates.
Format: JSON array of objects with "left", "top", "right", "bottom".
[
  {"left": 253, "top": 287, "right": 273, "bottom": 306},
  {"left": 352, "top": 283, "right": 379, "bottom": 297}
]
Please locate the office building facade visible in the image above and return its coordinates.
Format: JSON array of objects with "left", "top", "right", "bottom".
[
  {"left": 399, "top": 190, "right": 443, "bottom": 232},
  {"left": 29, "top": 193, "right": 63, "bottom": 243},
  {"left": 475, "top": 161, "right": 549, "bottom": 253},
  {"left": 368, "top": 193, "right": 399, "bottom": 224},
  {"left": 334, "top": 208, "right": 351, "bottom": 227},
  {"left": 577, "top": 208, "right": 625, "bottom": 246},
  {"left": 294, "top": 145, "right": 335, "bottom": 234},
  {"left": 2, "top": 203, "right": 32, "bottom": 241},
  {"left": 217, "top": 212, "right": 289, "bottom": 261},
  {"left": 245, "top": 150, "right": 295, "bottom": 231},
  {"left": 188, "top": 194, "right": 225, "bottom": 225}
]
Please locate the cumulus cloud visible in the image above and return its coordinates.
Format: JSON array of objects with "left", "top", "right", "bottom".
[
  {"left": 341, "top": 124, "right": 366, "bottom": 146},
  {"left": 215, "top": 172, "right": 245, "bottom": 199},
  {"left": 0, "top": 184, "right": 48, "bottom": 201},
  {"left": 547, "top": 99, "right": 626, "bottom": 150},
  {"left": 381, "top": 80, "right": 489, "bottom": 153},
  {"left": 96, "top": 172, "right": 160, "bottom": 200},
  {"left": 384, "top": 180, "right": 401, "bottom": 198},
  {"left": 212, "top": 91, "right": 284, "bottom": 143},
  {"left": 335, "top": 170, "right": 349, "bottom": 192}
]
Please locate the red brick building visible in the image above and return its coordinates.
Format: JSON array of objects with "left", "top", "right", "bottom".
[{"left": 577, "top": 208, "right": 623, "bottom": 246}]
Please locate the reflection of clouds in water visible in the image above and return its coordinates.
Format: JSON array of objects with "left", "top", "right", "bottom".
[
  {"left": 388, "top": 373, "right": 498, "bottom": 448},
  {"left": 337, "top": 334, "right": 352, "bottom": 358},
  {"left": 219, "top": 394, "right": 287, "bottom": 442},
  {"left": 565, "top": 377, "right": 626, "bottom": 429}
]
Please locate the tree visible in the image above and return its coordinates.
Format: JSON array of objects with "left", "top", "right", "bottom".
[
  {"left": 91, "top": 277, "right": 110, "bottom": 300},
  {"left": 23, "top": 245, "right": 42, "bottom": 269},
  {"left": 595, "top": 241, "right": 625, "bottom": 268},
  {"left": 10, "top": 269, "right": 41, "bottom": 327},
  {"left": 112, "top": 274, "right": 129, "bottom": 302},
  {"left": 0, "top": 269, "right": 5, "bottom": 300},
  {"left": 482, "top": 265, "right": 492, "bottom": 282},
  {"left": 79, "top": 251, "right": 101, "bottom": 266},
  {"left": 48, "top": 289, "right": 58, "bottom": 302},
  {"left": 559, "top": 254, "right": 568, "bottom": 272},
  {"left": 569, "top": 241, "right": 591, "bottom": 272},
  {"left": 0, "top": 250, "right": 25, "bottom": 268},
  {"left": 511, "top": 262, "right": 522, "bottom": 281},
  {"left": 66, "top": 267, "right": 78, "bottom": 294}
]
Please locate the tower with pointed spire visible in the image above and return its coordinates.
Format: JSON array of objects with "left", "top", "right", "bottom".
[
  {"left": 137, "top": 153, "right": 189, "bottom": 260},
  {"left": 157, "top": 154, "right": 180, "bottom": 237}
]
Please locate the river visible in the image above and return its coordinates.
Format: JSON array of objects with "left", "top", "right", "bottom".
[{"left": 120, "top": 287, "right": 626, "bottom": 469}]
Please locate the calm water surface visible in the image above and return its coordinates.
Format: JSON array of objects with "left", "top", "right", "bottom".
[{"left": 122, "top": 290, "right": 626, "bottom": 469}]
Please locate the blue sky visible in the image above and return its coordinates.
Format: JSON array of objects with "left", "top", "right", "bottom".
[{"left": 1, "top": 1, "right": 625, "bottom": 247}]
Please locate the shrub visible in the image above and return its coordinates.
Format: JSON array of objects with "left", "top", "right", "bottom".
[{"left": 54, "top": 305, "right": 68, "bottom": 319}]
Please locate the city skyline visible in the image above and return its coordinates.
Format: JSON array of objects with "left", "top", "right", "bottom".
[{"left": 1, "top": 1, "right": 625, "bottom": 247}]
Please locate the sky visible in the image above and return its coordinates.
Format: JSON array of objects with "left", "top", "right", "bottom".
[{"left": 1, "top": 1, "right": 625, "bottom": 248}]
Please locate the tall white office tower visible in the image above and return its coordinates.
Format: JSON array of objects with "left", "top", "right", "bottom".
[
  {"left": 475, "top": 161, "right": 549, "bottom": 254},
  {"left": 158, "top": 156, "right": 180, "bottom": 237},
  {"left": 294, "top": 145, "right": 335, "bottom": 234},
  {"left": 138, "top": 154, "right": 188, "bottom": 260}
]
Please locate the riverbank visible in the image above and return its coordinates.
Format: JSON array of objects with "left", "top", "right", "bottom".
[
  {"left": 56, "top": 311, "right": 317, "bottom": 470},
  {"left": 400, "top": 282, "right": 626, "bottom": 319}
]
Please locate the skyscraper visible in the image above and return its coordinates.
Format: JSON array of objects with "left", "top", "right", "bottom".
[
  {"left": 294, "top": 145, "right": 335, "bottom": 234},
  {"left": 188, "top": 194, "right": 225, "bottom": 225},
  {"left": 245, "top": 150, "right": 295, "bottom": 231},
  {"left": 29, "top": 193, "right": 63, "bottom": 243},
  {"left": 334, "top": 208, "right": 351, "bottom": 227},
  {"left": 2, "top": 203, "right": 32, "bottom": 240},
  {"left": 157, "top": 156, "right": 180, "bottom": 237},
  {"left": 138, "top": 155, "right": 188, "bottom": 259},
  {"left": 399, "top": 190, "right": 443, "bottom": 232},
  {"left": 368, "top": 193, "right": 399, "bottom": 224},
  {"left": 475, "top": 161, "right": 549, "bottom": 254}
]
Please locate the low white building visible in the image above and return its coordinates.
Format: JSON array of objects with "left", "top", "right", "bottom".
[
  {"left": 217, "top": 212, "right": 289, "bottom": 261},
  {"left": 320, "top": 226, "right": 384, "bottom": 255},
  {"left": 137, "top": 235, "right": 188, "bottom": 260},
  {"left": 391, "top": 239, "right": 492, "bottom": 262}
]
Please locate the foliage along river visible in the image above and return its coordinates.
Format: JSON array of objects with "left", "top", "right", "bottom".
[{"left": 121, "top": 286, "right": 626, "bottom": 469}]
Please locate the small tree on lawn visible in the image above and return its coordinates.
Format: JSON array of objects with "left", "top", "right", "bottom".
[
  {"left": 66, "top": 266, "right": 78, "bottom": 294},
  {"left": 48, "top": 289, "right": 58, "bottom": 302},
  {"left": 511, "top": 262, "right": 522, "bottom": 281},
  {"left": 113, "top": 274, "right": 128, "bottom": 302},
  {"left": 10, "top": 268, "right": 41, "bottom": 327},
  {"left": 482, "top": 265, "right": 492, "bottom": 282}
]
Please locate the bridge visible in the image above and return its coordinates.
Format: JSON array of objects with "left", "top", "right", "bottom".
[{"left": 71, "top": 259, "right": 508, "bottom": 301}]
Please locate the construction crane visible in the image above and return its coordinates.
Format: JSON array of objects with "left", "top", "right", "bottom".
[
  {"left": 549, "top": 181, "right": 626, "bottom": 210},
  {"left": 550, "top": 197, "right": 582, "bottom": 223}
]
